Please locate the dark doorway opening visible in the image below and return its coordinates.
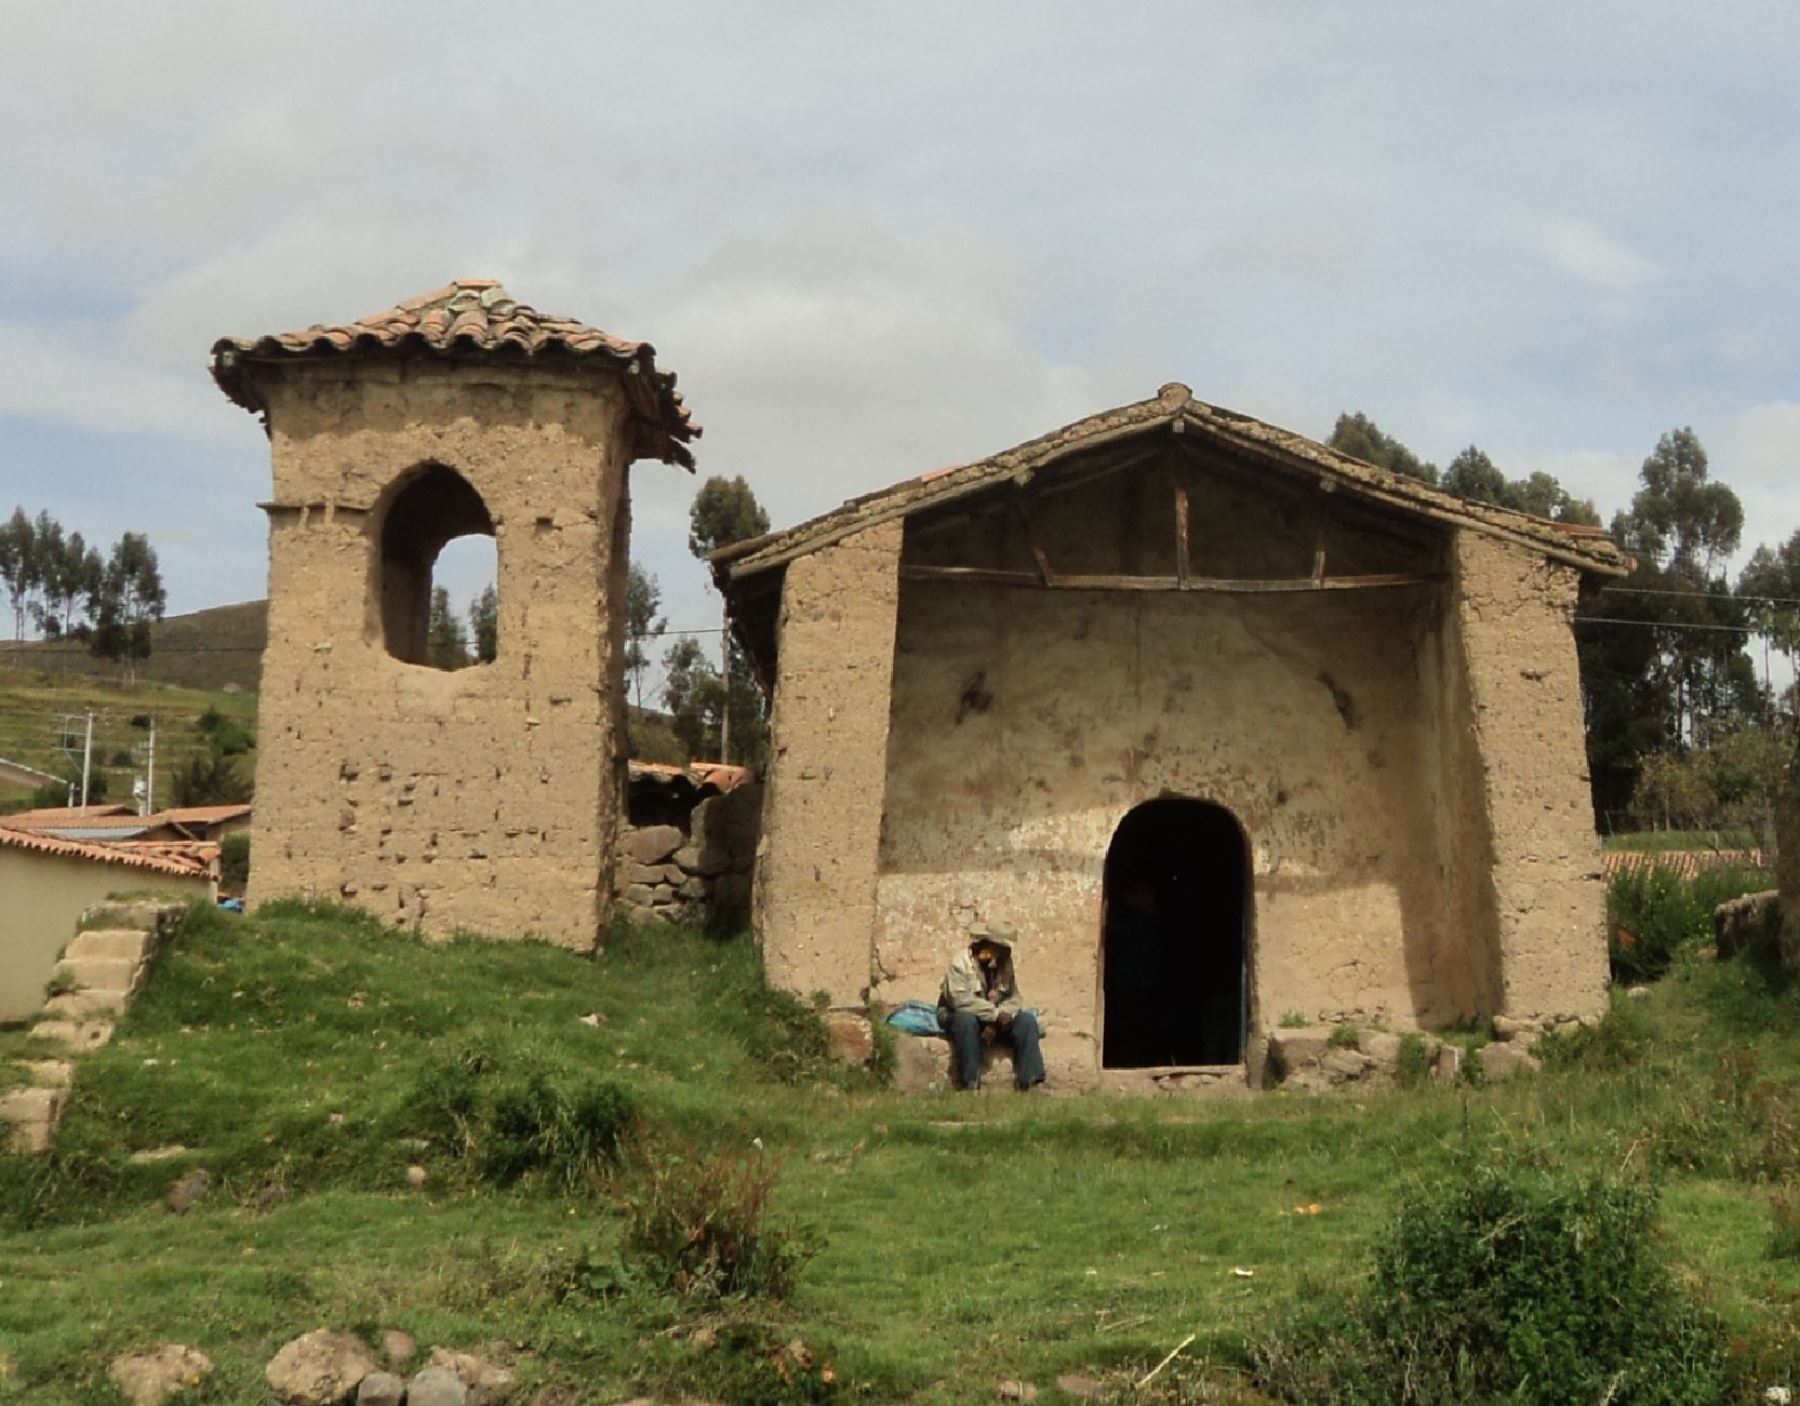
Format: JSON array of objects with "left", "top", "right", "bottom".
[{"left": 1101, "top": 798, "right": 1248, "bottom": 1068}]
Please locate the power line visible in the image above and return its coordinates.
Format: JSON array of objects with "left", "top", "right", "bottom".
[
  {"left": 1575, "top": 616, "right": 1767, "bottom": 634},
  {"left": 1604, "top": 585, "right": 1800, "bottom": 606}
]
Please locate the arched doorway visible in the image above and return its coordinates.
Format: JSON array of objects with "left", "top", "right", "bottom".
[{"left": 1101, "top": 798, "right": 1249, "bottom": 1068}]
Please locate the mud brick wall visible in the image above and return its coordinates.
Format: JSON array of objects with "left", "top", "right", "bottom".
[{"left": 247, "top": 360, "right": 634, "bottom": 949}]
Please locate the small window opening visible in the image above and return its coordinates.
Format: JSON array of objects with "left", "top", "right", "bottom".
[
  {"left": 1101, "top": 798, "right": 1249, "bottom": 1067},
  {"left": 378, "top": 464, "right": 498, "bottom": 669}
]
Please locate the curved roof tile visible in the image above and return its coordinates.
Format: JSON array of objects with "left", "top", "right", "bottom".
[{"left": 210, "top": 279, "right": 699, "bottom": 467}]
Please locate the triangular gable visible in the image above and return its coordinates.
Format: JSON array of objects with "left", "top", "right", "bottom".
[{"left": 713, "top": 383, "right": 1629, "bottom": 585}]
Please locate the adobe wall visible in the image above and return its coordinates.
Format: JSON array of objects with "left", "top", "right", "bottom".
[
  {"left": 866, "top": 461, "right": 1487, "bottom": 1086},
  {"left": 248, "top": 360, "right": 634, "bottom": 949},
  {"left": 752, "top": 521, "right": 903, "bottom": 1006},
  {"left": 1450, "top": 532, "right": 1609, "bottom": 1023}
]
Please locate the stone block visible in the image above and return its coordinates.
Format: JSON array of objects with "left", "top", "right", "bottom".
[
  {"left": 1432, "top": 1044, "right": 1463, "bottom": 1082},
  {"left": 65, "top": 927, "right": 152, "bottom": 961},
  {"left": 23, "top": 1060, "right": 73, "bottom": 1088},
  {"left": 620, "top": 884, "right": 660, "bottom": 907},
  {"left": 1320, "top": 1047, "right": 1374, "bottom": 1082},
  {"left": 1267, "top": 1028, "right": 1332, "bottom": 1080},
  {"left": 676, "top": 876, "right": 709, "bottom": 900},
  {"left": 42, "top": 989, "right": 127, "bottom": 1019},
  {"left": 31, "top": 1018, "right": 114, "bottom": 1052},
  {"left": 674, "top": 844, "right": 731, "bottom": 877},
  {"left": 625, "top": 824, "right": 684, "bottom": 865},
  {"left": 0, "top": 1085, "right": 62, "bottom": 1153},
  {"left": 1357, "top": 1031, "right": 1402, "bottom": 1065},
  {"left": 356, "top": 1371, "right": 406, "bottom": 1406},
  {"left": 1478, "top": 1042, "right": 1542, "bottom": 1081},
  {"left": 264, "top": 1329, "right": 380, "bottom": 1406},
  {"left": 405, "top": 1366, "right": 467, "bottom": 1406},
  {"left": 108, "top": 1343, "right": 213, "bottom": 1406},
  {"left": 893, "top": 1034, "right": 947, "bottom": 1093},
  {"left": 53, "top": 955, "right": 140, "bottom": 994}
]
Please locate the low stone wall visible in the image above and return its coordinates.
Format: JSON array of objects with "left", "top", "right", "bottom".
[{"left": 612, "top": 781, "right": 761, "bottom": 929}]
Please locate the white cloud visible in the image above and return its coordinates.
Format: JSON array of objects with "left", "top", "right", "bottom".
[
  {"left": 1714, "top": 401, "right": 1800, "bottom": 555},
  {"left": 1532, "top": 220, "right": 1664, "bottom": 292}
]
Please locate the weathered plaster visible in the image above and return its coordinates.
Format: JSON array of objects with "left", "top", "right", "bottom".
[
  {"left": 751, "top": 520, "right": 903, "bottom": 1006},
  {"left": 1450, "top": 531, "right": 1609, "bottom": 1022},
  {"left": 247, "top": 360, "right": 634, "bottom": 948}
]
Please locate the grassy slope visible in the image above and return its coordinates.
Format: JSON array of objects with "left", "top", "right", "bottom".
[
  {"left": 0, "top": 906, "right": 1794, "bottom": 1403},
  {"left": 0, "top": 600, "right": 267, "bottom": 695},
  {"left": 0, "top": 663, "right": 257, "bottom": 811}
]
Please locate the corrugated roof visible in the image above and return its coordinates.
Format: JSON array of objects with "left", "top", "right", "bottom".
[
  {"left": 0, "top": 826, "right": 213, "bottom": 879},
  {"left": 713, "top": 383, "right": 1632, "bottom": 583},
  {"left": 210, "top": 278, "right": 699, "bottom": 468}
]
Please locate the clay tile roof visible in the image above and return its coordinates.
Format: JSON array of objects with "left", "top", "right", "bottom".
[
  {"left": 712, "top": 382, "right": 1631, "bottom": 584},
  {"left": 157, "top": 804, "right": 252, "bottom": 826},
  {"left": 210, "top": 278, "right": 699, "bottom": 468},
  {"left": 2, "top": 804, "right": 135, "bottom": 825},
  {"left": 0, "top": 825, "right": 213, "bottom": 880}
]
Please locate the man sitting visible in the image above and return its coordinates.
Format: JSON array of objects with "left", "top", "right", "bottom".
[{"left": 937, "top": 926, "right": 1045, "bottom": 1092}]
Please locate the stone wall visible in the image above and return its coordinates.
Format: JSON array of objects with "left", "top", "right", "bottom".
[
  {"left": 247, "top": 360, "right": 634, "bottom": 950},
  {"left": 612, "top": 781, "right": 762, "bottom": 929},
  {"left": 751, "top": 520, "right": 904, "bottom": 1007}
]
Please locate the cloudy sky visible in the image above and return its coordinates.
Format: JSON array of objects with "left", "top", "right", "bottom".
[{"left": 3, "top": 2, "right": 1798, "bottom": 681}]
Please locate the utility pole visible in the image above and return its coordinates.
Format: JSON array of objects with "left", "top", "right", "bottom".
[
  {"left": 134, "top": 715, "right": 157, "bottom": 815},
  {"left": 54, "top": 711, "right": 95, "bottom": 809}
]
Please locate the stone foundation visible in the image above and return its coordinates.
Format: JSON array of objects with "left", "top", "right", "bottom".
[{"left": 611, "top": 773, "right": 761, "bottom": 929}]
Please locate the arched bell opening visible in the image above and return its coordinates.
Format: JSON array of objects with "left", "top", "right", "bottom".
[{"left": 376, "top": 463, "right": 498, "bottom": 669}]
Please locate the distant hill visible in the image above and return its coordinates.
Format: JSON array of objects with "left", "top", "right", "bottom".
[{"left": 0, "top": 600, "right": 267, "bottom": 693}]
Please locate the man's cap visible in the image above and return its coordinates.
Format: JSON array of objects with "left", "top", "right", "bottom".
[{"left": 967, "top": 924, "right": 1016, "bottom": 950}]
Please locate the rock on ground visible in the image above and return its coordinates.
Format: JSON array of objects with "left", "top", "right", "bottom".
[
  {"left": 265, "top": 1329, "right": 380, "bottom": 1405},
  {"left": 107, "top": 1344, "right": 212, "bottom": 1406},
  {"left": 426, "top": 1346, "right": 516, "bottom": 1404},
  {"left": 355, "top": 1371, "right": 406, "bottom": 1406},
  {"left": 406, "top": 1366, "right": 469, "bottom": 1406}
]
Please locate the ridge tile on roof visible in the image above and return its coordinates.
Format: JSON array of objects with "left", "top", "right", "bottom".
[{"left": 209, "top": 279, "right": 699, "bottom": 466}]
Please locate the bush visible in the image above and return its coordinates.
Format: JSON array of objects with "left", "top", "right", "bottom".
[
  {"left": 219, "top": 832, "right": 250, "bottom": 892},
  {"left": 1394, "top": 1033, "right": 1432, "bottom": 1089},
  {"left": 622, "top": 1147, "right": 811, "bottom": 1301},
  {"left": 1252, "top": 1167, "right": 1733, "bottom": 1405},
  {"left": 1608, "top": 864, "right": 1770, "bottom": 983},
  {"left": 404, "top": 1049, "right": 636, "bottom": 1192}
]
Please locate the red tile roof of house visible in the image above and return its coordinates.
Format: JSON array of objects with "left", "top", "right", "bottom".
[
  {"left": 158, "top": 804, "right": 252, "bottom": 826},
  {"left": 0, "top": 825, "right": 214, "bottom": 879},
  {"left": 210, "top": 278, "right": 699, "bottom": 467},
  {"left": 3, "top": 804, "right": 136, "bottom": 825}
]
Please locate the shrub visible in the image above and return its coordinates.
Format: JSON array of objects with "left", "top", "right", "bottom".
[
  {"left": 219, "top": 832, "right": 250, "bottom": 892},
  {"left": 404, "top": 1049, "right": 636, "bottom": 1192},
  {"left": 1252, "top": 1167, "right": 1732, "bottom": 1405},
  {"left": 1608, "top": 864, "right": 1772, "bottom": 983},
  {"left": 1327, "top": 1024, "right": 1360, "bottom": 1050},
  {"left": 622, "top": 1147, "right": 811, "bottom": 1301},
  {"left": 1394, "top": 1033, "right": 1431, "bottom": 1089}
]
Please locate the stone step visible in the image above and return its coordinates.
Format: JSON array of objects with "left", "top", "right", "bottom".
[
  {"left": 42, "top": 989, "right": 127, "bottom": 1019},
  {"left": 52, "top": 955, "right": 141, "bottom": 994},
  {"left": 33, "top": 1018, "right": 117, "bottom": 1052},
  {"left": 22, "top": 1060, "right": 73, "bottom": 1088},
  {"left": 0, "top": 1085, "right": 64, "bottom": 1154},
  {"left": 65, "top": 928, "right": 152, "bottom": 962}
]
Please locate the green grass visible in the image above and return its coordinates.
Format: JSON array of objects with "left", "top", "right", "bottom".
[
  {"left": 1605, "top": 828, "right": 1764, "bottom": 853},
  {"left": 0, "top": 903, "right": 1794, "bottom": 1403},
  {"left": 0, "top": 662, "right": 257, "bottom": 811}
]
